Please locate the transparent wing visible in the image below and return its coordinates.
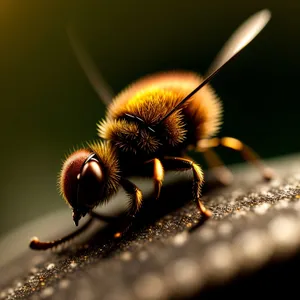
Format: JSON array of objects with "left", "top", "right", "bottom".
[
  {"left": 67, "top": 26, "right": 115, "bottom": 106},
  {"left": 159, "top": 9, "right": 271, "bottom": 124},
  {"left": 206, "top": 9, "right": 271, "bottom": 76}
]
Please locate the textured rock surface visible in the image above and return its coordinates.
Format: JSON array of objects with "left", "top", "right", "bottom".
[{"left": 1, "top": 154, "right": 300, "bottom": 299}]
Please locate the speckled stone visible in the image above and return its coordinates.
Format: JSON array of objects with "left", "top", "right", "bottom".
[{"left": 1, "top": 154, "right": 300, "bottom": 300}]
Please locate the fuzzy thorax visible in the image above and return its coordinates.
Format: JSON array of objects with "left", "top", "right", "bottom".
[
  {"left": 98, "top": 88, "right": 187, "bottom": 154},
  {"left": 99, "top": 72, "right": 222, "bottom": 154}
]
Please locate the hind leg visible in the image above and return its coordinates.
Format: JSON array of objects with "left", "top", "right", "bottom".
[{"left": 197, "top": 137, "right": 274, "bottom": 180}]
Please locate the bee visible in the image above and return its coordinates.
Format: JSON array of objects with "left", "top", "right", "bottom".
[{"left": 30, "top": 9, "right": 273, "bottom": 250}]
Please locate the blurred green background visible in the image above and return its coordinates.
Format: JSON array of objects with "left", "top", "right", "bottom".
[{"left": 0, "top": 0, "right": 299, "bottom": 237}]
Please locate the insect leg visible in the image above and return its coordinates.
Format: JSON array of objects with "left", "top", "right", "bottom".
[
  {"left": 197, "top": 137, "right": 274, "bottom": 180},
  {"left": 106, "top": 178, "right": 144, "bottom": 239},
  {"left": 120, "top": 178, "right": 143, "bottom": 216},
  {"left": 29, "top": 211, "right": 123, "bottom": 250},
  {"left": 144, "top": 158, "right": 164, "bottom": 200},
  {"left": 162, "top": 156, "right": 212, "bottom": 218},
  {"left": 29, "top": 217, "right": 94, "bottom": 250}
]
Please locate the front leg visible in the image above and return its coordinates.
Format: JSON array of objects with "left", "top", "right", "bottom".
[
  {"left": 162, "top": 156, "right": 212, "bottom": 218},
  {"left": 30, "top": 211, "right": 125, "bottom": 250},
  {"left": 108, "top": 177, "right": 143, "bottom": 238},
  {"left": 120, "top": 178, "right": 143, "bottom": 217},
  {"left": 144, "top": 158, "right": 164, "bottom": 200}
]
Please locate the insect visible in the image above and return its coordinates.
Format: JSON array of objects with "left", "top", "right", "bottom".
[{"left": 30, "top": 9, "right": 273, "bottom": 250}]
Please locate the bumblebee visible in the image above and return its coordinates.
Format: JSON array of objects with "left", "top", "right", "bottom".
[{"left": 30, "top": 9, "right": 273, "bottom": 250}]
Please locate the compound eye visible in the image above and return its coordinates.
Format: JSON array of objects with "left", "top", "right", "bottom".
[
  {"left": 80, "top": 160, "right": 103, "bottom": 182},
  {"left": 59, "top": 149, "right": 92, "bottom": 210},
  {"left": 77, "top": 158, "right": 105, "bottom": 209}
]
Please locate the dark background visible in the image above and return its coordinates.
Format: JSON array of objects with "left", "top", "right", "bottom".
[{"left": 0, "top": 0, "right": 299, "bottom": 237}]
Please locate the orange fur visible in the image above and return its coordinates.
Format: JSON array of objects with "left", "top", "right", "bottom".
[
  {"left": 99, "top": 71, "right": 222, "bottom": 151},
  {"left": 98, "top": 88, "right": 187, "bottom": 154},
  {"left": 98, "top": 119, "right": 161, "bottom": 154}
]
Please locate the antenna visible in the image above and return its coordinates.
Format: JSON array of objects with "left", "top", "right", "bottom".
[
  {"left": 67, "top": 26, "right": 114, "bottom": 105},
  {"left": 158, "top": 9, "right": 271, "bottom": 125}
]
